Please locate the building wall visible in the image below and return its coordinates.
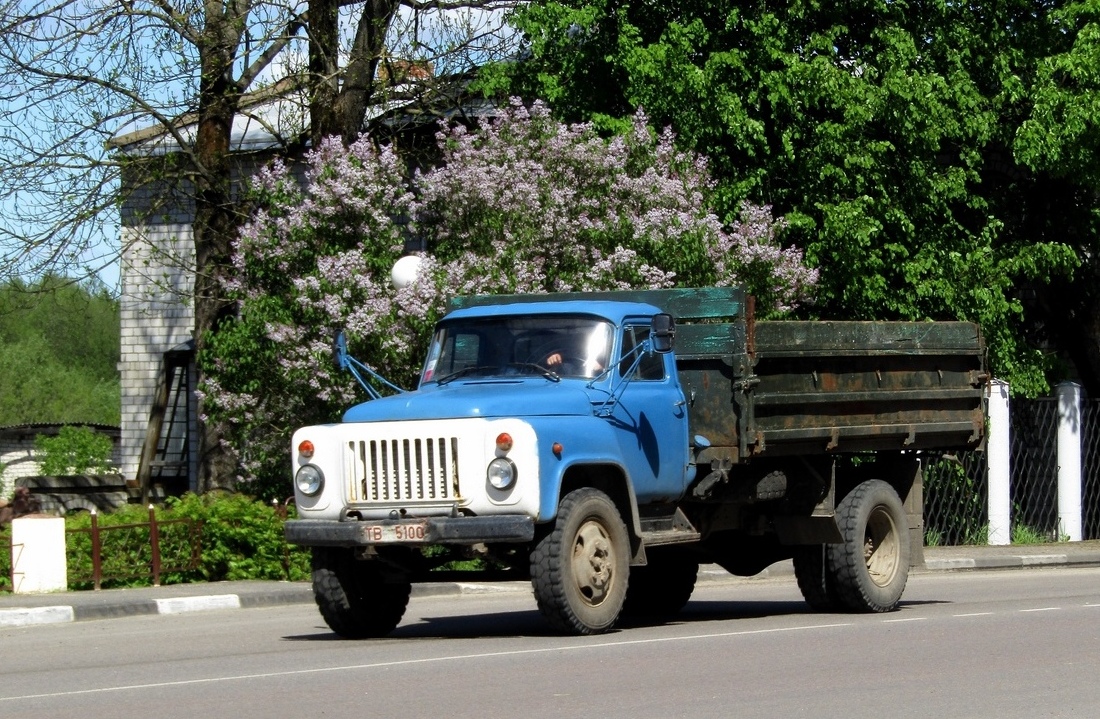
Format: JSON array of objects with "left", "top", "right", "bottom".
[
  {"left": 118, "top": 223, "right": 197, "bottom": 487},
  {"left": 0, "top": 440, "right": 36, "bottom": 498}
]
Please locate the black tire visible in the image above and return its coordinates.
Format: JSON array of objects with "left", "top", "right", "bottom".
[
  {"left": 311, "top": 547, "right": 411, "bottom": 638},
  {"left": 531, "top": 488, "right": 631, "bottom": 635},
  {"left": 621, "top": 549, "right": 698, "bottom": 620},
  {"left": 827, "top": 479, "right": 910, "bottom": 612},
  {"left": 792, "top": 544, "right": 841, "bottom": 611}
]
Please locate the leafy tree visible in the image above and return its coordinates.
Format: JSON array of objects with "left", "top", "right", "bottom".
[
  {"left": 0, "top": 275, "right": 120, "bottom": 425},
  {"left": 0, "top": 0, "right": 518, "bottom": 490},
  {"left": 205, "top": 101, "right": 817, "bottom": 494},
  {"left": 484, "top": 0, "right": 1091, "bottom": 395},
  {"left": 1013, "top": 1, "right": 1100, "bottom": 396}
]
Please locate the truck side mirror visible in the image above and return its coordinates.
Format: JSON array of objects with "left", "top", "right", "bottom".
[
  {"left": 651, "top": 313, "right": 675, "bottom": 353},
  {"left": 333, "top": 330, "right": 350, "bottom": 370}
]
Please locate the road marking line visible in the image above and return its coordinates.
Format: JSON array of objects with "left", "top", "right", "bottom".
[
  {"left": 883, "top": 617, "right": 925, "bottom": 623},
  {"left": 953, "top": 612, "right": 993, "bottom": 617},
  {"left": 1019, "top": 607, "right": 1060, "bottom": 613},
  {"left": 0, "top": 621, "right": 852, "bottom": 702}
]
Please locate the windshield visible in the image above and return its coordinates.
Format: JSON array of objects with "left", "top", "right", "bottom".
[{"left": 421, "top": 315, "right": 614, "bottom": 384}]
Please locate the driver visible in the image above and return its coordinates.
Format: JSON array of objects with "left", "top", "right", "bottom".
[{"left": 544, "top": 346, "right": 606, "bottom": 377}]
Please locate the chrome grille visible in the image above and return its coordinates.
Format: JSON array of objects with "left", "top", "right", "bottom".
[{"left": 347, "top": 437, "right": 459, "bottom": 503}]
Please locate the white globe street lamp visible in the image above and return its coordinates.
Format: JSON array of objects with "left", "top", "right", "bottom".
[{"left": 391, "top": 255, "right": 423, "bottom": 289}]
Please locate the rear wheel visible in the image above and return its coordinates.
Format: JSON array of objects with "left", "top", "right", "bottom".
[
  {"left": 827, "top": 479, "right": 910, "bottom": 612},
  {"left": 311, "top": 547, "right": 411, "bottom": 638},
  {"left": 792, "top": 544, "right": 841, "bottom": 611},
  {"left": 531, "top": 488, "right": 630, "bottom": 635}
]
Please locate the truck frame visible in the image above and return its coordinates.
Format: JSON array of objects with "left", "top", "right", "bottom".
[{"left": 285, "top": 287, "right": 987, "bottom": 636}]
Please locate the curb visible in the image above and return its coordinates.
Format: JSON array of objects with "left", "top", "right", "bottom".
[
  {"left": 924, "top": 550, "right": 1100, "bottom": 572},
  {"left": 4, "top": 550, "right": 1099, "bottom": 629},
  {"left": 0, "top": 580, "right": 523, "bottom": 629}
]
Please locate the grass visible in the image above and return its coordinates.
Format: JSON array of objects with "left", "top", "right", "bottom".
[{"left": 925, "top": 523, "right": 1068, "bottom": 547}]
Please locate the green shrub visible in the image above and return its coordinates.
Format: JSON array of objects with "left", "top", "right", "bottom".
[
  {"left": 0, "top": 527, "right": 10, "bottom": 592},
  {"left": 165, "top": 492, "right": 310, "bottom": 582},
  {"left": 35, "top": 425, "right": 116, "bottom": 475}
]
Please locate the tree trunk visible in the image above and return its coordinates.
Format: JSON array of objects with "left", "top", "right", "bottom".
[
  {"left": 331, "top": 0, "right": 399, "bottom": 144},
  {"left": 309, "top": 0, "right": 340, "bottom": 149},
  {"left": 193, "top": 6, "right": 246, "bottom": 492}
]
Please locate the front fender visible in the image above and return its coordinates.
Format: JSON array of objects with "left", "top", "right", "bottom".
[{"left": 531, "top": 416, "right": 640, "bottom": 531}]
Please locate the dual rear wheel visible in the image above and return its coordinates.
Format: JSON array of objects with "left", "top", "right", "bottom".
[{"left": 794, "top": 479, "right": 911, "bottom": 613}]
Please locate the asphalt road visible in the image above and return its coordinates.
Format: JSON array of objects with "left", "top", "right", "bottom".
[{"left": 2, "top": 567, "right": 1098, "bottom": 719}]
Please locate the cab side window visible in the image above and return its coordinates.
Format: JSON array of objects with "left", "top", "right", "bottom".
[{"left": 618, "top": 325, "right": 665, "bottom": 380}]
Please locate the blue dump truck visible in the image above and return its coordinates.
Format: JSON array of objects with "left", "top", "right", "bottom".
[{"left": 285, "top": 287, "right": 987, "bottom": 636}]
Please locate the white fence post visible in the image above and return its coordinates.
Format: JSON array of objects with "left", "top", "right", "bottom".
[
  {"left": 1057, "top": 381, "right": 1083, "bottom": 541},
  {"left": 11, "top": 516, "right": 67, "bottom": 593},
  {"left": 987, "top": 379, "right": 1012, "bottom": 545}
]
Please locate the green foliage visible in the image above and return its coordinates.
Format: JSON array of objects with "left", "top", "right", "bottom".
[
  {"left": 0, "top": 527, "right": 9, "bottom": 591},
  {"left": 488, "top": 0, "right": 1100, "bottom": 395},
  {"left": 34, "top": 425, "right": 116, "bottom": 475},
  {"left": 0, "top": 274, "right": 120, "bottom": 424},
  {"left": 165, "top": 493, "right": 310, "bottom": 582}
]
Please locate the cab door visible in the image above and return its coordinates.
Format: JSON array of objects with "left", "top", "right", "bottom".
[{"left": 607, "top": 320, "right": 690, "bottom": 502}]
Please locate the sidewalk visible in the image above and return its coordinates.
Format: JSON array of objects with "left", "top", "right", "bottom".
[{"left": 3, "top": 540, "right": 1100, "bottom": 629}]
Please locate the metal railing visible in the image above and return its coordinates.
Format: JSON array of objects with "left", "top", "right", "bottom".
[{"left": 66, "top": 507, "right": 202, "bottom": 590}]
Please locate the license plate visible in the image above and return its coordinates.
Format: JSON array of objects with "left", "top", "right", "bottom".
[{"left": 359, "top": 522, "right": 428, "bottom": 543}]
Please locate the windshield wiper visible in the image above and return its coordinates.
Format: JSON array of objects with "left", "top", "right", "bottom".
[
  {"left": 435, "top": 366, "right": 500, "bottom": 385},
  {"left": 508, "top": 362, "right": 562, "bottom": 382}
]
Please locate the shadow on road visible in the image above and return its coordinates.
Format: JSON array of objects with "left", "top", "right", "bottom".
[{"left": 281, "top": 598, "right": 879, "bottom": 641}]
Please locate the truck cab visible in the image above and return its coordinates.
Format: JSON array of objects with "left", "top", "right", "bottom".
[{"left": 289, "top": 300, "right": 689, "bottom": 529}]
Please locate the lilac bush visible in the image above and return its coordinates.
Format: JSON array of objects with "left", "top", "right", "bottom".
[{"left": 203, "top": 100, "right": 818, "bottom": 493}]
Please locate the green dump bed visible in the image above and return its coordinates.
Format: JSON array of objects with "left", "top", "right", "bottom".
[{"left": 666, "top": 287, "right": 987, "bottom": 462}]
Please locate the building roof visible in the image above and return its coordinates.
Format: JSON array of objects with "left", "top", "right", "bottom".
[
  {"left": 107, "top": 75, "right": 497, "bottom": 157},
  {"left": 0, "top": 423, "right": 121, "bottom": 440}
]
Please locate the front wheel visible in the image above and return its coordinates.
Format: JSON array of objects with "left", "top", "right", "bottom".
[
  {"left": 827, "top": 479, "right": 910, "bottom": 612},
  {"left": 531, "top": 488, "right": 631, "bottom": 635},
  {"left": 311, "top": 547, "right": 411, "bottom": 638}
]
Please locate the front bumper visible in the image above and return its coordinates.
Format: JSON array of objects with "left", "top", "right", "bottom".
[{"left": 285, "top": 515, "right": 536, "bottom": 547}]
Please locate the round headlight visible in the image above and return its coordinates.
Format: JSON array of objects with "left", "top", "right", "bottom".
[
  {"left": 487, "top": 457, "right": 517, "bottom": 490},
  {"left": 296, "top": 464, "right": 324, "bottom": 496}
]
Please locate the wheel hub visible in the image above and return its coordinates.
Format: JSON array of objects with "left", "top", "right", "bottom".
[
  {"left": 571, "top": 520, "right": 615, "bottom": 605},
  {"left": 864, "top": 505, "right": 900, "bottom": 587}
]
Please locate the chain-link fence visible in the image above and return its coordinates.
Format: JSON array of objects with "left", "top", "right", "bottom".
[
  {"left": 924, "top": 395, "right": 1100, "bottom": 545},
  {"left": 1009, "top": 398, "right": 1061, "bottom": 540},
  {"left": 1083, "top": 401, "right": 1100, "bottom": 540},
  {"left": 923, "top": 450, "right": 988, "bottom": 546}
]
